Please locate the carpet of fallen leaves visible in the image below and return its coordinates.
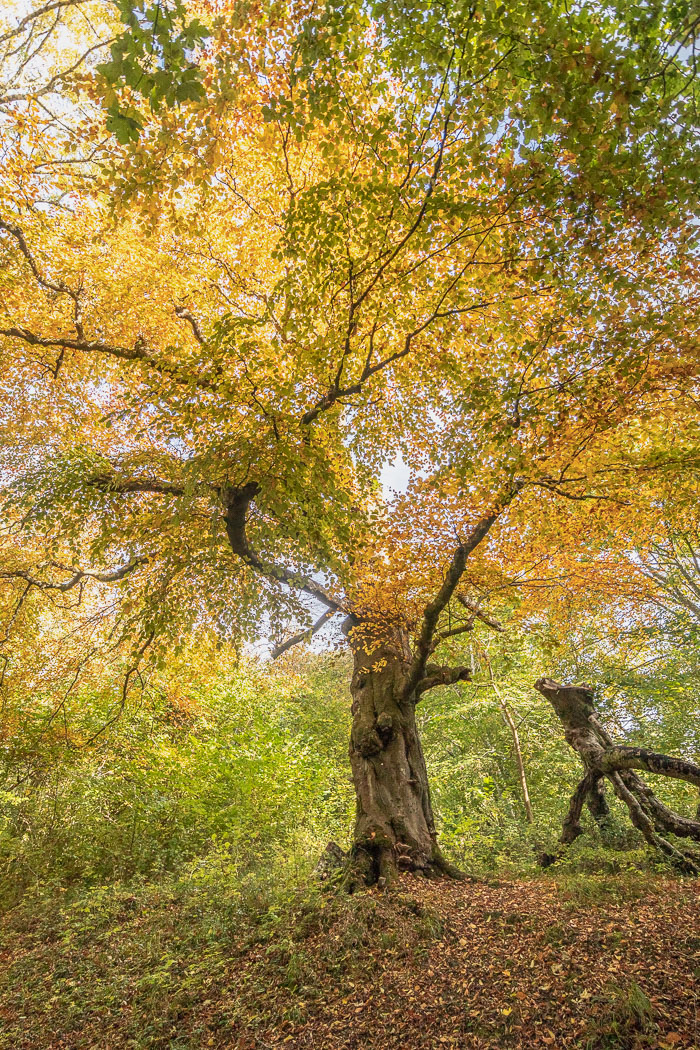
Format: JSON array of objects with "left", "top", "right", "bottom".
[
  {"left": 230, "top": 876, "right": 700, "bottom": 1050},
  {"left": 1, "top": 874, "right": 698, "bottom": 1049}
]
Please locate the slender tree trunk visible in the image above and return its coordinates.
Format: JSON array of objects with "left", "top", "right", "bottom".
[
  {"left": 486, "top": 657, "right": 533, "bottom": 823},
  {"left": 346, "top": 630, "right": 458, "bottom": 886}
]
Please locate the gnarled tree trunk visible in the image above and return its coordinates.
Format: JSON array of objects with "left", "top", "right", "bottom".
[
  {"left": 346, "top": 629, "right": 461, "bottom": 886},
  {"left": 535, "top": 678, "right": 700, "bottom": 874}
]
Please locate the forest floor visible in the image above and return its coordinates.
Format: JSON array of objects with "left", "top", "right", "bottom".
[{"left": 0, "top": 872, "right": 698, "bottom": 1050}]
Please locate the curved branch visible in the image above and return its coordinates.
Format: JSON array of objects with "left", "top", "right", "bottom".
[
  {"left": 416, "top": 663, "right": 471, "bottom": 697},
  {"left": 175, "top": 305, "right": 205, "bottom": 345},
  {"left": 0, "top": 39, "right": 113, "bottom": 106},
  {"left": 432, "top": 620, "right": 476, "bottom": 647},
  {"left": 531, "top": 479, "right": 631, "bottom": 505},
  {"left": 0, "top": 556, "right": 147, "bottom": 593},
  {"left": 300, "top": 292, "right": 518, "bottom": 426},
  {"left": 223, "top": 484, "right": 345, "bottom": 613},
  {"left": 0, "top": 218, "right": 71, "bottom": 296},
  {"left": 81, "top": 630, "right": 155, "bottom": 748}
]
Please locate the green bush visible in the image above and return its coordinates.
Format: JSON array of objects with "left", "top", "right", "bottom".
[{"left": 0, "top": 654, "right": 354, "bottom": 905}]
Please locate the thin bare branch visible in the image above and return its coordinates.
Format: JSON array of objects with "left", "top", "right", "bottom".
[
  {"left": 271, "top": 608, "right": 337, "bottom": 659},
  {"left": 0, "top": 0, "right": 88, "bottom": 46}
]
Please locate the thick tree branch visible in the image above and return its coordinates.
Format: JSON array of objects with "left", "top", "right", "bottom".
[
  {"left": 620, "top": 769, "right": 700, "bottom": 842},
  {"left": 607, "top": 770, "right": 698, "bottom": 875},
  {"left": 1, "top": 325, "right": 145, "bottom": 361},
  {"left": 600, "top": 746, "right": 700, "bottom": 788},
  {"left": 404, "top": 480, "right": 523, "bottom": 697},
  {"left": 223, "top": 484, "right": 345, "bottom": 613},
  {"left": 560, "top": 772, "right": 600, "bottom": 844},
  {"left": 416, "top": 663, "right": 471, "bottom": 697},
  {"left": 433, "top": 620, "right": 476, "bottom": 645}
]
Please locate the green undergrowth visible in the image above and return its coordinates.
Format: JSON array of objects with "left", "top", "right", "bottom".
[
  {"left": 0, "top": 852, "right": 448, "bottom": 1050},
  {"left": 582, "top": 980, "right": 656, "bottom": 1049},
  {"left": 0, "top": 855, "right": 306, "bottom": 1049},
  {"left": 1, "top": 652, "right": 698, "bottom": 1047},
  {"left": 0, "top": 656, "right": 355, "bottom": 907},
  {"left": 2, "top": 650, "right": 697, "bottom": 905}
]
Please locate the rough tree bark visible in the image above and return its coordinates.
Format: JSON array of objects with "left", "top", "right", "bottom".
[
  {"left": 227, "top": 480, "right": 521, "bottom": 888},
  {"left": 345, "top": 621, "right": 470, "bottom": 887},
  {"left": 535, "top": 677, "right": 700, "bottom": 874}
]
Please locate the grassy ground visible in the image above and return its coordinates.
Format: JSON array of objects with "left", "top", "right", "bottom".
[{"left": 1, "top": 868, "right": 698, "bottom": 1050}]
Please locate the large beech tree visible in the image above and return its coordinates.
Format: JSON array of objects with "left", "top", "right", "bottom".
[{"left": 1, "top": 0, "right": 699, "bottom": 882}]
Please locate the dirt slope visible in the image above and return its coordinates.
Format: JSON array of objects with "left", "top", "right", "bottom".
[{"left": 1, "top": 875, "right": 698, "bottom": 1049}]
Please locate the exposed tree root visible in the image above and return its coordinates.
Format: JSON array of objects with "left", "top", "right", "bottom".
[
  {"left": 535, "top": 678, "right": 700, "bottom": 874},
  {"left": 319, "top": 840, "right": 471, "bottom": 893},
  {"left": 429, "top": 847, "right": 471, "bottom": 881}
]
